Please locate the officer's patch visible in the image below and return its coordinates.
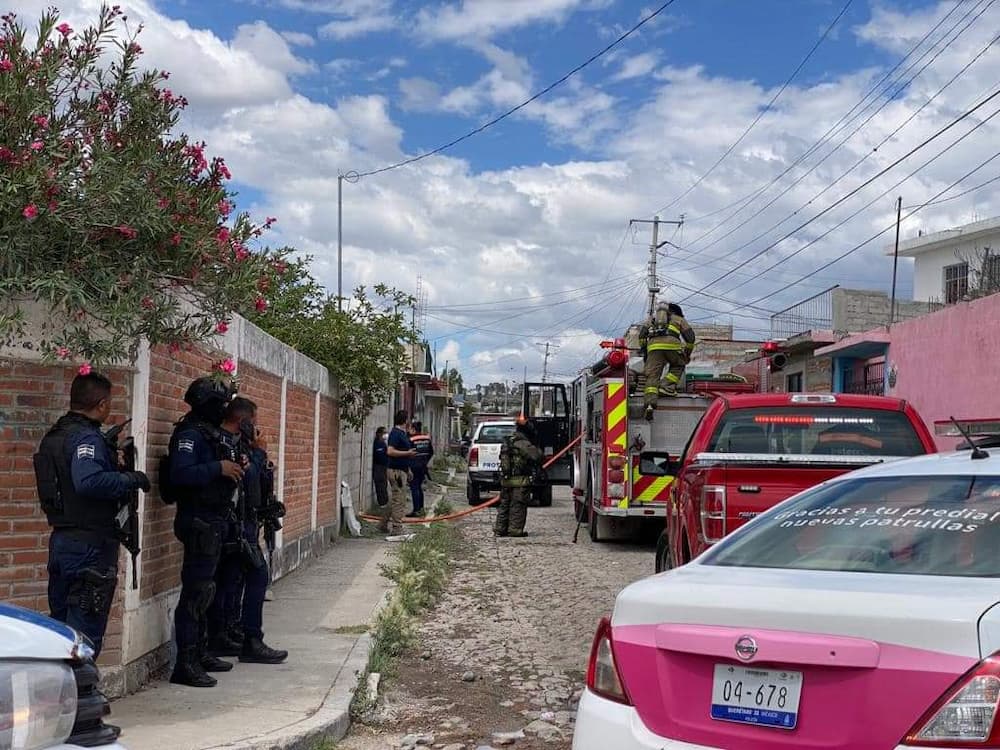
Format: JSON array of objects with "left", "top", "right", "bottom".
[
  {"left": 76, "top": 444, "right": 96, "bottom": 459},
  {"left": 178, "top": 439, "right": 195, "bottom": 453}
]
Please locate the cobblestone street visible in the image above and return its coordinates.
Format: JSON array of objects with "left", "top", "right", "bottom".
[{"left": 340, "top": 478, "right": 656, "bottom": 750}]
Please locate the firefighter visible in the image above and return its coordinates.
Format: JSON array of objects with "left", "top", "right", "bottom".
[
  {"left": 640, "top": 301, "right": 696, "bottom": 420},
  {"left": 495, "top": 417, "right": 543, "bottom": 538}
]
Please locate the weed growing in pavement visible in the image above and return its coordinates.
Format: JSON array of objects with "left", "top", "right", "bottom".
[
  {"left": 332, "top": 624, "right": 369, "bottom": 635},
  {"left": 307, "top": 740, "right": 338, "bottom": 750},
  {"left": 433, "top": 497, "right": 455, "bottom": 517},
  {"left": 351, "top": 523, "right": 461, "bottom": 720}
]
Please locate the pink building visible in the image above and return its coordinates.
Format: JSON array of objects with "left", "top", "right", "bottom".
[{"left": 816, "top": 292, "right": 1000, "bottom": 450}]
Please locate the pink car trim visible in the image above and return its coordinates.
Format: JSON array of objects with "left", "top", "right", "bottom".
[{"left": 612, "top": 623, "right": 977, "bottom": 750}]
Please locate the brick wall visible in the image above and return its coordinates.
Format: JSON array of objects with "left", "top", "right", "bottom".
[{"left": 0, "top": 313, "right": 339, "bottom": 694}]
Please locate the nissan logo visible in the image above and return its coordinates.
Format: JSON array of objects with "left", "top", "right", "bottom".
[{"left": 735, "top": 636, "right": 758, "bottom": 661}]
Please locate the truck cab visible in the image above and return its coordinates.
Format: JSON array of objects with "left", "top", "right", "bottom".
[{"left": 657, "top": 393, "right": 937, "bottom": 572}]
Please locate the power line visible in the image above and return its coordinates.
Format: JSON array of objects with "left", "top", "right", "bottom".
[
  {"left": 684, "top": 0, "right": 998, "bottom": 265},
  {"left": 673, "top": 0, "right": 972, "bottom": 231},
  {"left": 426, "top": 272, "right": 643, "bottom": 311},
  {"left": 650, "top": 0, "right": 856, "bottom": 216},
  {"left": 742, "top": 148, "right": 1000, "bottom": 308},
  {"left": 678, "top": 86, "right": 1000, "bottom": 303},
  {"left": 904, "top": 172, "right": 1000, "bottom": 208},
  {"left": 719, "top": 98, "right": 1000, "bottom": 298},
  {"left": 354, "top": 1, "right": 680, "bottom": 179}
]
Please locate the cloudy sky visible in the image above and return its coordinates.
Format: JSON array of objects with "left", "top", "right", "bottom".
[{"left": 12, "top": 0, "right": 1000, "bottom": 385}]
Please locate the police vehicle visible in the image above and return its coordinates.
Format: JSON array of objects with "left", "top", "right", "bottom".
[
  {"left": 573, "top": 419, "right": 1000, "bottom": 750},
  {"left": 1, "top": 603, "right": 126, "bottom": 749}
]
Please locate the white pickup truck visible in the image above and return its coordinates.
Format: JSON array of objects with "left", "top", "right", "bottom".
[
  {"left": 1, "top": 603, "right": 126, "bottom": 750},
  {"left": 465, "top": 420, "right": 516, "bottom": 504}
]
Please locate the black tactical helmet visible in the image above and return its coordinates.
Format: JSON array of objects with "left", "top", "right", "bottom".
[
  {"left": 184, "top": 377, "right": 236, "bottom": 425},
  {"left": 516, "top": 416, "right": 537, "bottom": 440},
  {"left": 667, "top": 303, "right": 684, "bottom": 317}
]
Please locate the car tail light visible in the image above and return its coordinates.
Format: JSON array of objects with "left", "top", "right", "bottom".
[
  {"left": 586, "top": 618, "right": 632, "bottom": 705},
  {"left": 468, "top": 447, "right": 479, "bottom": 468},
  {"left": 700, "top": 485, "right": 726, "bottom": 544},
  {"left": 904, "top": 653, "right": 1000, "bottom": 746}
]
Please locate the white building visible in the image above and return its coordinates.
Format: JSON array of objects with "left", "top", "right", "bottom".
[{"left": 889, "top": 215, "right": 1000, "bottom": 303}]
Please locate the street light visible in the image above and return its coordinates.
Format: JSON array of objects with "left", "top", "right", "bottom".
[{"left": 337, "top": 170, "right": 360, "bottom": 312}]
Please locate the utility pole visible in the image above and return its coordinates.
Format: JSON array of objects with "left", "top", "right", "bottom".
[
  {"left": 889, "top": 196, "right": 902, "bottom": 328},
  {"left": 542, "top": 342, "right": 551, "bottom": 382},
  {"left": 629, "top": 215, "right": 685, "bottom": 320},
  {"left": 335, "top": 171, "right": 359, "bottom": 312}
]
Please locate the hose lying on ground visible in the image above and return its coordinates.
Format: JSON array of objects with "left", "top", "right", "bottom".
[{"left": 359, "top": 434, "right": 582, "bottom": 525}]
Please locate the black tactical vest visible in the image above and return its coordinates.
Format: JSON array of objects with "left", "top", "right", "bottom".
[
  {"left": 169, "top": 415, "right": 239, "bottom": 512},
  {"left": 34, "top": 413, "right": 118, "bottom": 536}
]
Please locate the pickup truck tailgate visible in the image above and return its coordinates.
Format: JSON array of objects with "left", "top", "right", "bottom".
[
  {"left": 719, "top": 464, "right": 848, "bottom": 532},
  {"left": 476, "top": 444, "right": 502, "bottom": 472}
]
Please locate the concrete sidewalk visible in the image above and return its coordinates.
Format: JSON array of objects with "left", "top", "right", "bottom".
[{"left": 110, "top": 537, "right": 391, "bottom": 750}]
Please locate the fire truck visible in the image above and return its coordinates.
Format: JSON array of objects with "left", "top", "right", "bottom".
[{"left": 570, "top": 337, "right": 753, "bottom": 542}]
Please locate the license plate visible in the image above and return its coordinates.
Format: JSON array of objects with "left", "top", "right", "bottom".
[{"left": 711, "top": 664, "right": 802, "bottom": 730}]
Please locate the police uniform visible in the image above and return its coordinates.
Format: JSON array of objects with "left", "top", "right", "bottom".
[
  {"left": 38, "top": 413, "right": 145, "bottom": 656},
  {"left": 213, "top": 440, "right": 286, "bottom": 664},
  {"left": 641, "top": 303, "right": 696, "bottom": 412},
  {"left": 168, "top": 380, "right": 238, "bottom": 688},
  {"left": 495, "top": 424, "right": 542, "bottom": 538}
]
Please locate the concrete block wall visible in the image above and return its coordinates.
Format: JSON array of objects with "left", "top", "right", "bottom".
[
  {"left": 831, "top": 288, "right": 940, "bottom": 332},
  {"left": 338, "top": 401, "right": 392, "bottom": 514},
  {"left": 0, "top": 312, "right": 339, "bottom": 695}
]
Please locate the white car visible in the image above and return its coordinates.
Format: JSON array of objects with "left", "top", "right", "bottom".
[
  {"left": 466, "top": 420, "right": 516, "bottom": 504},
  {"left": 1, "top": 603, "right": 127, "bottom": 750},
  {"left": 574, "top": 449, "right": 1000, "bottom": 749}
]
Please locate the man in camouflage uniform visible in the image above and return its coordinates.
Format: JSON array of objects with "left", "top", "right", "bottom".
[
  {"left": 640, "top": 302, "right": 696, "bottom": 420},
  {"left": 495, "top": 417, "right": 543, "bottom": 538}
]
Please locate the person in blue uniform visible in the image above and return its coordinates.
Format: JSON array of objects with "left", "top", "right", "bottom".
[
  {"left": 36, "top": 372, "right": 150, "bottom": 657},
  {"left": 208, "top": 397, "right": 287, "bottom": 665},
  {"left": 167, "top": 377, "right": 242, "bottom": 688},
  {"left": 372, "top": 427, "right": 389, "bottom": 507},
  {"left": 406, "top": 421, "right": 434, "bottom": 517}
]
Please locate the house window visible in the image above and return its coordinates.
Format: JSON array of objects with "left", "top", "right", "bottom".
[
  {"left": 944, "top": 262, "right": 969, "bottom": 304},
  {"left": 981, "top": 253, "right": 1000, "bottom": 293},
  {"left": 786, "top": 372, "right": 803, "bottom": 393}
]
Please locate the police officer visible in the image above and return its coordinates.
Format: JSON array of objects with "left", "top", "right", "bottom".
[
  {"left": 640, "top": 301, "right": 696, "bottom": 420},
  {"left": 36, "top": 372, "right": 150, "bottom": 657},
  {"left": 407, "top": 420, "right": 434, "bottom": 518},
  {"left": 168, "top": 377, "right": 242, "bottom": 688},
  {"left": 372, "top": 427, "right": 389, "bottom": 507},
  {"left": 209, "top": 397, "right": 287, "bottom": 665},
  {"left": 494, "top": 417, "right": 542, "bottom": 538}
]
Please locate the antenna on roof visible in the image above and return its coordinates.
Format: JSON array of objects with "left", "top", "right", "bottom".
[{"left": 950, "top": 416, "right": 990, "bottom": 460}]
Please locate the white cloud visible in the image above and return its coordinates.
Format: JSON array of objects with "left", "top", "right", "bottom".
[
  {"left": 612, "top": 51, "right": 660, "bottom": 81},
  {"left": 233, "top": 21, "right": 316, "bottom": 76},
  {"left": 417, "top": 0, "right": 607, "bottom": 40},
  {"left": 314, "top": 0, "right": 395, "bottom": 39},
  {"left": 280, "top": 30, "right": 317, "bottom": 47}
]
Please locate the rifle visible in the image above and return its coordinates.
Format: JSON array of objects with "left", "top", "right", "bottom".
[
  {"left": 104, "top": 420, "right": 140, "bottom": 590},
  {"left": 258, "top": 460, "right": 284, "bottom": 581}
]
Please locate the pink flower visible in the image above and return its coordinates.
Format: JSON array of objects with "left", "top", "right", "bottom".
[
  {"left": 273, "top": 260, "right": 288, "bottom": 275},
  {"left": 33, "top": 115, "right": 49, "bottom": 129},
  {"left": 128, "top": 42, "right": 142, "bottom": 55},
  {"left": 141, "top": 296, "right": 155, "bottom": 310},
  {"left": 157, "top": 197, "right": 170, "bottom": 209},
  {"left": 29, "top": 140, "right": 43, "bottom": 151},
  {"left": 216, "top": 226, "right": 230, "bottom": 245},
  {"left": 169, "top": 342, "right": 181, "bottom": 354},
  {"left": 78, "top": 363, "right": 92, "bottom": 376},
  {"left": 0, "top": 146, "right": 13, "bottom": 162},
  {"left": 215, "top": 321, "right": 229, "bottom": 334},
  {"left": 218, "top": 199, "right": 232, "bottom": 217},
  {"left": 264, "top": 216, "right": 277, "bottom": 228},
  {"left": 255, "top": 298, "right": 268, "bottom": 313},
  {"left": 47, "top": 200, "right": 58, "bottom": 213},
  {"left": 170, "top": 232, "right": 182, "bottom": 246},
  {"left": 0, "top": 59, "right": 11, "bottom": 73},
  {"left": 117, "top": 225, "right": 138, "bottom": 239},
  {"left": 56, "top": 347, "right": 70, "bottom": 359},
  {"left": 217, "top": 358, "right": 236, "bottom": 374},
  {"left": 22, "top": 203, "right": 38, "bottom": 220},
  {"left": 234, "top": 244, "right": 249, "bottom": 262},
  {"left": 56, "top": 23, "right": 72, "bottom": 37}
]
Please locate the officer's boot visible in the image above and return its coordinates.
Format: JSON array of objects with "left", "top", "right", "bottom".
[
  {"left": 208, "top": 632, "right": 243, "bottom": 657},
  {"left": 200, "top": 643, "right": 234, "bottom": 673},
  {"left": 170, "top": 647, "right": 218, "bottom": 688},
  {"left": 240, "top": 637, "right": 288, "bottom": 664}
]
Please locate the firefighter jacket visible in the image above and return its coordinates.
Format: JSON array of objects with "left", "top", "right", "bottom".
[
  {"left": 500, "top": 432, "right": 543, "bottom": 488},
  {"left": 641, "top": 312, "right": 696, "bottom": 355}
]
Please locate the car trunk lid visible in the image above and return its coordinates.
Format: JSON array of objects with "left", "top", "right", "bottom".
[{"left": 611, "top": 566, "right": 996, "bottom": 749}]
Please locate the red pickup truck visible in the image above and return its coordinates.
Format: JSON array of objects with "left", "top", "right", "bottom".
[{"left": 655, "top": 392, "right": 937, "bottom": 572}]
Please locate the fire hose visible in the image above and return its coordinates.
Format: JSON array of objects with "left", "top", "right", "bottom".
[{"left": 359, "top": 434, "right": 583, "bottom": 525}]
